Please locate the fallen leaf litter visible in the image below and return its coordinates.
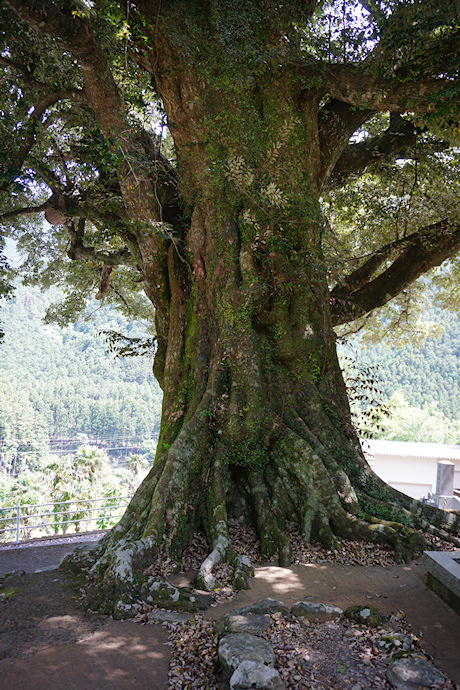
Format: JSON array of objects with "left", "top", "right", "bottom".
[{"left": 136, "top": 522, "right": 458, "bottom": 689}]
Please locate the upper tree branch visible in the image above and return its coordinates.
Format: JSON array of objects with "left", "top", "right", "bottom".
[
  {"left": 328, "top": 114, "right": 419, "bottom": 190},
  {"left": 0, "top": 87, "right": 86, "bottom": 192},
  {"left": 323, "top": 66, "right": 460, "bottom": 113},
  {"left": 66, "top": 218, "right": 132, "bottom": 267},
  {"left": 1, "top": 51, "right": 86, "bottom": 173},
  {"left": 0, "top": 54, "right": 84, "bottom": 98},
  {"left": 317, "top": 99, "right": 373, "bottom": 187},
  {"left": 0, "top": 200, "right": 51, "bottom": 221},
  {"left": 330, "top": 219, "right": 460, "bottom": 326},
  {"left": 5, "top": 0, "right": 178, "bottom": 350},
  {"left": 316, "top": 64, "right": 458, "bottom": 188}
]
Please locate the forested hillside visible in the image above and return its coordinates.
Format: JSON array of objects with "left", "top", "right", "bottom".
[
  {"left": 359, "top": 311, "right": 459, "bottom": 421},
  {"left": 0, "top": 286, "right": 162, "bottom": 475}
]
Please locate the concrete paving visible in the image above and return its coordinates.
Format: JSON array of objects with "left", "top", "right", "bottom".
[{"left": 0, "top": 533, "right": 102, "bottom": 577}]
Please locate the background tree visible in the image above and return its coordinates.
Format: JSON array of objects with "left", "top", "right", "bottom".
[{"left": 1, "top": 0, "right": 459, "bottom": 614}]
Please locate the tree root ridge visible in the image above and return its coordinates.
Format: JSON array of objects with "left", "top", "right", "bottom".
[
  {"left": 62, "top": 410, "right": 460, "bottom": 617},
  {"left": 353, "top": 465, "right": 460, "bottom": 546}
]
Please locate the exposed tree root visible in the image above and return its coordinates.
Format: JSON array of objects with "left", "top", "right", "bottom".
[
  {"left": 62, "top": 394, "right": 459, "bottom": 618},
  {"left": 195, "top": 457, "right": 254, "bottom": 591}
]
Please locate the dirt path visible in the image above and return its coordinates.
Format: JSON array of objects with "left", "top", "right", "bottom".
[
  {"left": 0, "top": 569, "right": 170, "bottom": 689},
  {"left": 0, "top": 537, "right": 459, "bottom": 688}
]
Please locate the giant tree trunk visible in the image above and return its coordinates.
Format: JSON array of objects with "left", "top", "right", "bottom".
[{"left": 64, "top": 3, "right": 460, "bottom": 615}]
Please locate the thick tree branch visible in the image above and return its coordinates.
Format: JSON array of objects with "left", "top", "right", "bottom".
[
  {"left": 0, "top": 200, "right": 51, "bottom": 221},
  {"left": 5, "top": 0, "right": 174, "bottom": 341},
  {"left": 318, "top": 100, "right": 372, "bottom": 187},
  {"left": 323, "top": 66, "right": 460, "bottom": 113},
  {"left": 328, "top": 114, "right": 419, "bottom": 190},
  {"left": 0, "top": 191, "right": 75, "bottom": 226},
  {"left": 317, "top": 68, "right": 457, "bottom": 188},
  {"left": 66, "top": 218, "right": 132, "bottom": 267},
  {"left": 331, "top": 234, "right": 417, "bottom": 299},
  {"left": 331, "top": 219, "right": 460, "bottom": 325}
]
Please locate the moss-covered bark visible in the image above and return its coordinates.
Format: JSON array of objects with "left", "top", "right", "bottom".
[{"left": 62, "top": 2, "right": 460, "bottom": 616}]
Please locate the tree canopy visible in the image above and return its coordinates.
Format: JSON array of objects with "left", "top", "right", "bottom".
[
  {"left": 0, "top": 1, "right": 459, "bottom": 616},
  {"left": 1, "top": 1, "right": 459, "bottom": 329}
]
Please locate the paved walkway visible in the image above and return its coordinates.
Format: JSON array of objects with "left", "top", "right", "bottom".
[
  {"left": 0, "top": 537, "right": 459, "bottom": 688},
  {"left": 0, "top": 533, "right": 103, "bottom": 577}
]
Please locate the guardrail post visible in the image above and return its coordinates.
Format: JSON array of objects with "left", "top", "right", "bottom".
[{"left": 15, "top": 505, "right": 20, "bottom": 543}]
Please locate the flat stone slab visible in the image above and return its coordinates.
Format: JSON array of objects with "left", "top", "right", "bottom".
[
  {"left": 423, "top": 551, "right": 460, "bottom": 616},
  {"left": 216, "top": 613, "right": 271, "bottom": 636},
  {"left": 218, "top": 633, "right": 275, "bottom": 678},
  {"left": 291, "top": 601, "right": 343, "bottom": 622},
  {"left": 423, "top": 551, "right": 460, "bottom": 596}
]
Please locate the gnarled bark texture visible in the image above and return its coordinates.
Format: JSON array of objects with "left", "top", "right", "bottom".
[{"left": 60, "top": 3, "right": 459, "bottom": 615}]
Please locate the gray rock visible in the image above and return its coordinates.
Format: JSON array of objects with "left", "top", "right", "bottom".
[
  {"left": 141, "top": 578, "right": 212, "bottom": 611},
  {"left": 291, "top": 601, "right": 343, "bottom": 622},
  {"left": 218, "top": 633, "right": 275, "bottom": 678},
  {"left": 147, "top": 610, "right": 193, "bottom": 624},
  {"left": 386, "top": 656, "right": 446, "bottom": 689},
  {"left": 230, "top": 660, "right": 285, "bottom": 689},
  {"left": 216, "top": 613, "right": 271, "bottom": 636},
  {"left": 376, "top": 632, "right": 414, "bottom": 652},
  {"left": 113, "top": 598, "right": 142, "bottom": 619},
  {"left": 343, "top": 604, "right": 383, "bottom": 627},
  {"left": 229, "top": 598, "right": 290, "bottom": 619},
  {"left": 145, "top": 578, "right": 181, "bottom": 603}
]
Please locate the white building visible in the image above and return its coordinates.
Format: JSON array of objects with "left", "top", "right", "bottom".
[{"left": 361, "top": 439, "right": 460, "bottom": 500}]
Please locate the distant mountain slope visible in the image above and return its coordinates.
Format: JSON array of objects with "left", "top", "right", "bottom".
[
  {"left": 0, "top": 287, "right": 162, "bottom": 466},
  {"left": 358, "top": 310, "right": 459, "bottom": 421},
  {"left": 0, "top": 286, "right": 458, "bottom": 470}
]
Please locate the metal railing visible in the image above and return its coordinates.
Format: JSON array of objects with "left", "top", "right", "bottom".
[{"left": 0, "top": 495, "right": 131, "bottom": 543}]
